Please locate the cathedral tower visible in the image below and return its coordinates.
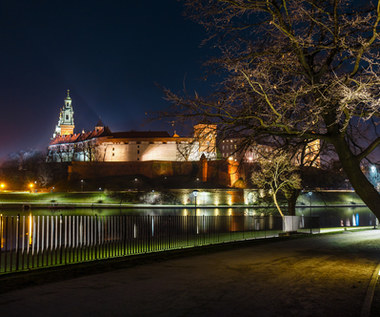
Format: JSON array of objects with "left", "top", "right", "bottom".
[{"left": 53, "top": 90, "right": 75, "bottom": 138}]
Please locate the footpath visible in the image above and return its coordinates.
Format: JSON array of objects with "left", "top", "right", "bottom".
[{"left": 1, "top": 230, "right": 380, "bottom": 317}]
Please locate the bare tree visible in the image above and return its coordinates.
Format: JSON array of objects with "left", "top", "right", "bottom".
[
  {"left": 252, "top": 153, "right": 301, "bottom": 217},
  {"left": 176, "top": 141, "right": 196, "bottom": 161},
  {"left": 165, "top": 0, "right": 380, "bottom": 218}
]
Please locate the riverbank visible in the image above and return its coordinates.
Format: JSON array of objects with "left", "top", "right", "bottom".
[{"left": 0, "top": 189, "right": 366, "bottom": 209}]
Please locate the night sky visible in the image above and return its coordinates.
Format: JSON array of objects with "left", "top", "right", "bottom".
[{"left": 0, "top": 0, "right": 210, "bottom": 158}]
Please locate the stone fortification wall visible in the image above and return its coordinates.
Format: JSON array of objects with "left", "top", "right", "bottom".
[
  {"left": 69, "top": 161, "right": 199, "bottom": 180},
  {"left": 68, "top": 160, "right": 241, "bottom": 187}
]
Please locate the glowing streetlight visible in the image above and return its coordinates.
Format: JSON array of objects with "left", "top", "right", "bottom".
[
  {"left": 308, "top": 191, "right": 312, "bottom": 234},
  {"left": 193, "top": 190, "right": 199, "bottom": 215},
  {"left": 0, "top": 183, "right": 5, "bottom": 190}
]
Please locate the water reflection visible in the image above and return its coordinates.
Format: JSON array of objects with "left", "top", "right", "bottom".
[{"left": 0, "top": 206, "right": 375, "bottom": 229}]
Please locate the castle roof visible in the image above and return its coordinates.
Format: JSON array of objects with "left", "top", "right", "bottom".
[
  {"left": 49, "top": 128, "right": 173, "bottom": 145},
  {"left": 50, "top": 126, "right": 112, "bottom": 145}
]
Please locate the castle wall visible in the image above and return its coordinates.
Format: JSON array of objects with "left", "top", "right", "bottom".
[
  {"left": 68, "top": 160, "right": 242, "bottom": 188},
  {"left": 48, "top": 138, "right": 202, "bottom": 163},
  {"left": 98, "top": 142, "right": 179, "bottom": 162},
  {"left": 69, "top": 161, "right": 199, "bottom": 180}
]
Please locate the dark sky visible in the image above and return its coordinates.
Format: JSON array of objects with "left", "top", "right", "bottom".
[{"left": 0, "top": 0, "right": 210, "bottom": 158}]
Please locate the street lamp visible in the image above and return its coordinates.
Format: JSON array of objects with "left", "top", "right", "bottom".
[
  {"left": 80, "top": 179, "right": 84, "bottom": 192},
  {"left": 0, "top": 183, "right": 5, "bottom": 190},
  {"left": 193, "top": 190, "right": 199, "bottom": 215},
  {"left": 308, "top": 191, "right": 312, "bottom": 234}
]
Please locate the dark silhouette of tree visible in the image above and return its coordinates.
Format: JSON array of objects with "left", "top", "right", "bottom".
[{"left": 165, "top": 0, "right": 380, "bottom": 218}]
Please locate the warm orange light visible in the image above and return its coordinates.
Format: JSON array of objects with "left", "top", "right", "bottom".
[
  {"left": 0, "top": 183, "right": 5, "bottom": 189},
  {"left": 29, "top": 183, "right": 34, "bottom": 189}
]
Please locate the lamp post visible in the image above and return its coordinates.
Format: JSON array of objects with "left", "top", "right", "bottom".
[
  {"left": 308, "top": 191, "right": 312, "bottom": 234},
  {"left": 193, "top": 190, "right": 199, "bottom": 216},
  {"left": 80, "top": 179, "right": 84, "bottom": 192}
]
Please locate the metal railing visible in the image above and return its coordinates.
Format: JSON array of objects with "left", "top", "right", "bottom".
[{"left": 0, "top": 214, "right": 319, "bottom": 274}]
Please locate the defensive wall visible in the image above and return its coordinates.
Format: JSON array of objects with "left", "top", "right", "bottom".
[{"left": 68, "top": 160, "right": 243, "bottom": 187}]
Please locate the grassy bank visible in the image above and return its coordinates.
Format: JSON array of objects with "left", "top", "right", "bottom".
[{"left": 0, "top": 189, "right": 366, "bottom": 208}]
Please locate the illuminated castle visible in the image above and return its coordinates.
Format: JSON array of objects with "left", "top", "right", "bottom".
[{"left": 48, "top": 92, "right": 217, "bottom": 163}]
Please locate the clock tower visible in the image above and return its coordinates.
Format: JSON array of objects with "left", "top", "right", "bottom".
[{"left": 53, "top": 90, "right": 75, "bottom": 138}]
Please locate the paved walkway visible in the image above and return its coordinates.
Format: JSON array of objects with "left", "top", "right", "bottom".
[{"left": 1, "top": 230, "right": 380, "bottom": 317}]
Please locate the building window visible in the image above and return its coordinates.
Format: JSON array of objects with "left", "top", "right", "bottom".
[
  {"left": 112, "top": 153, "right": 115, "bottom": 156},
  {"left": 137, "top": 150, "right": 140, "bottom": 154},
  {"left": 66, "top": 115, "right": 69, "bottom": 120}
]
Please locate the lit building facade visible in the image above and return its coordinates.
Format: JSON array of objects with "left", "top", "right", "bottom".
[
  {"left": 219, "top": 138, "right": 272, "bottom": 162},
  {"left": 218, "top": 137, "right": 320, "bottom": 167}
]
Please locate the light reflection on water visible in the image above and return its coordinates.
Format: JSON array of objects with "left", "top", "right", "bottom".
[
  {"left": 0, "top": 206, "right": 375, "bottom": 252},
  {"left": 0, "top": 206, "right": 374, "bottom": 228}
]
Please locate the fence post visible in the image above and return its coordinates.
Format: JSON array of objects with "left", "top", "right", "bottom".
[
  {"left": 168, "top": 216, "right": 171, "bottom": 250},
  {"left": 95, "top": 215, "right": 98, "bottom": 260},
  {"left": 16, "top": 214, "right": 20, "bottom": 271},
  {"left": 59, "top": 215, "right": 63, "bottom": 264}
]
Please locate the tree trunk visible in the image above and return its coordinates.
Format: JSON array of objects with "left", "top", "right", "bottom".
[
  {"left": 286, "top": 189, "right": 300, "bottom": 216},
  {"left": 332, "top": 136, "right": 380, "bottom": 219},
  {"left": 272, "top": 192, "right": 285, "bottom": 218}
]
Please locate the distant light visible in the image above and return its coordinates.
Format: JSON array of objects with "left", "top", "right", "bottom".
[
  {"left": 308, "top": 192, "right": 312, "bottom": 196},
  {"left": 193, "top": 190, "right": 199, "bottom": 197},
  {"left": 98, "top": 187, "right": 102, "bottom": 191},
  {"left": 134, "top": 178, "right": 138, "bottom": 182},
  {"left": 29, "top": 183, "right": 34, "bottom": 189},
  {"left": 0, "top": 183, "right": 5, "bottom": 189},
  {"left": 371, "top": 165, "right": 377, "bottom": 173}
]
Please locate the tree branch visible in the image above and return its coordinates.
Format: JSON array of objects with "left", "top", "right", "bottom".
[{"left": 357, "top": 136, "right": 380, "bottom": 161}]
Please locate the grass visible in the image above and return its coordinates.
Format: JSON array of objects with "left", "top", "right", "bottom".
[{"left": 0, "top": 190, "right": 366, "bottom": 208}]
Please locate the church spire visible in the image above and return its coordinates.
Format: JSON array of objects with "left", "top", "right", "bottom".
[
  {"left": 53, "top": 90, "right": 75, "bottom": 138},
  {"left": 64, "top": 89, "right": 72, "bottom": 107}
]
